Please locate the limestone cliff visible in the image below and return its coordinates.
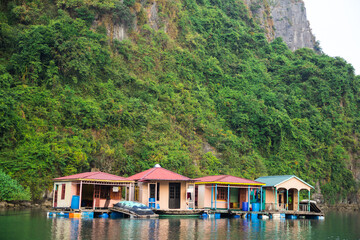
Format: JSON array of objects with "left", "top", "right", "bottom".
[{"left": 244, "top": 0, "right": 316, "bottom": 51}]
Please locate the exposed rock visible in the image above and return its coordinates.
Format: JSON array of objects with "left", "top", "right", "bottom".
[
  {"left": 244, "top": 0, "right": 316, "bottom": 51},
  {"left": 270, "top": 0, "right": 315, "bottom": 50},
  {"left": 312, "top": 180, "right": 324, "bottom": 204},
  {"left": 244, "top": 0, "right": 276, "bottom": 41},
  {"left": 92, "top": 14, "right": 128, "bottom": 41},
  {"left": 0, "top": 202, "right": 6, "bottom": 208},
  {"left": 148, "top": 2, "right": 160, "bottom": 31},
  {"left": 6, "top": 203, "right": 15, "bottom": 208},
  {"left": 20, "top": 202, "right": 32, "bottom": 208},
  {"left": 42, "top": 200, "right": 53, "bottom": 208}
]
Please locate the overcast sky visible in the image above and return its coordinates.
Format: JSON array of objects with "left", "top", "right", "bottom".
[{"left": 303, "top": 0, "right": 360, "bottom": 75}]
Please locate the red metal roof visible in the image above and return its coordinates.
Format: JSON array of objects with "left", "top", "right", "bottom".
[
  {"left": 127, "top": 166, "right": 192, "bottom": 181},
  {"left": 193, "top": 175, "right": 265, "bottom": 185},
  {"left": 53, "top": 172, "right": 131, "bottom": 182}
]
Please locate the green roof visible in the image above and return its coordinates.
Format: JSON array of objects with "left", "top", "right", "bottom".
[{"left": 255, "top": 175, "right": 314, "bottom": 189}]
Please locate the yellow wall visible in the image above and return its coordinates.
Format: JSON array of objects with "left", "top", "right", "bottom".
[{"left": 277, "top": 177, "right": 311, "bottom": 191}]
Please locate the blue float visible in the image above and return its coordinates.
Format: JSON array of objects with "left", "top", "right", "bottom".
[
  {"left": 252, "top": 203, "right": 260, "bottom": 212},
  {"left": 242, "top": 202, "right": 249, "bottom": 211},
  {"left": 110, "top": 212, "right": 123, "bottom": 219},
  {"left": 82, "top": 212, "right": 94, "bottom": 218},
  {"left": 99, "top": 213, "right": 109, "bottom": 218}
]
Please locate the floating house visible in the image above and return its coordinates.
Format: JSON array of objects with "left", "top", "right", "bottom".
[
  {"left": 127, "top": 164, "right": 195, "bottom": 210},
  {"left": 193, "top": 175, "right": 266, "bottom": 210},
  {"left": 53, "top": 171, "right": 134, "bottom": 210},
  {"left": 255, "top": 175, "right": 314, "bottom": 212}
]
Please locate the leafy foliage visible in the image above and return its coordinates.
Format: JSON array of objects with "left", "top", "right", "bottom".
[
  {"left": 0, "top": 170, "right": 31, "bottom": 201},
  {"left": 0, "top": 0, "right": 359, "bottom": 203}
]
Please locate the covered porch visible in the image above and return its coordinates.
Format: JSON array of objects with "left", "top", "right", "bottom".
[
  {"left": 53, "top": 171, "right": 134, "bottom": 210},
  {"left": 193, "top": 175, "right": 266, "bottom": 210},
  {"left": 255, "top": 175, "right": 314, "bottom": 212}
]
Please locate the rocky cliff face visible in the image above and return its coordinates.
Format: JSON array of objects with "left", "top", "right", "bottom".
[{"left": 244, "top": 0, "right": 316, "bottom": 51}]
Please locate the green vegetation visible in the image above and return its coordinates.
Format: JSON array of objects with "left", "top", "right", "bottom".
[
  {"left": 0, "top": 170, "right": 31, "bottom": 201},
  {"left": 0, "top": 0, "right": 359, "bottom": 204}
]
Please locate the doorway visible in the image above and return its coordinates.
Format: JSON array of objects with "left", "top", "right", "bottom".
[{"left": 169, "top": 183, "right": 181, "bottom": 209}]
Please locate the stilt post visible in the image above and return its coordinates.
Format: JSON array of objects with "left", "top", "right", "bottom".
[
  {"left": 227, "top": 185, "right": 230, "bottom": 210},
  {"left": 211, "top": 184, "right": 213, "bottom": 209},
  {"left": 215, "top": 184, "right": 218, "bottom": 210},
  {"left": 260, "top": 186, "right": 263, "bottom": 211},
  {"left": 297, "top": 190, "right": 300, "bottom": 211},
  {"left": 79, "top": 181, "right": 83, "bottom": 209},
  {"left": 275, "top": 187, "right": 277, "bottom": 211},
  {"left": 286, "top": 189, "right": 288, "bottom": 211},
  {"left": 308, "top": 190, "right": 310, "bottom": 212}
]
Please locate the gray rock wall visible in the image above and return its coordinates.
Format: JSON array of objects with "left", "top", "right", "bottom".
[
  {"left": 244, "top": 0, "right": 316, "bottom": 51},
  {"left": 270, "top": 0, "right": 315, "bottom": 50}
]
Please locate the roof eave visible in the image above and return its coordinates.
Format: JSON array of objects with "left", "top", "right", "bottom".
[
  {"left": 53, "top": 178, "right": 134, "bottom": 183},
  {"left": 195, "top": 181, "right": 265, "bottom": 186}
]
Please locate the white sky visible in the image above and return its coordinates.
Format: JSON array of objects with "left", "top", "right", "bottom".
[{"left": 303, "top": 0, "right": 360, "bottom": 75}]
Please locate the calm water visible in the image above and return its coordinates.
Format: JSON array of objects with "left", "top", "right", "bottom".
[{"left": 0, "top": 210, "right": 359, "bottom": 240}]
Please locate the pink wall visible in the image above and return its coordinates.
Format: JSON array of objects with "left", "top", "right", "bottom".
[{"left": 197, "top": 184, "right": 250, "bottom": 209}]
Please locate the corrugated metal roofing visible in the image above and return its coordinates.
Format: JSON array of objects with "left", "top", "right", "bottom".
[
  {"left": 127, "top": 167, "right": 192, "bottom": 181},
  {"left": 255, "top": 175, "right": 314, "bottom": 188},
  {"left": 193, "top": 175, "right": 265, "bottom": 185},
  {"left": 53, "top": 172, "right": 130, "bottom": 181}
]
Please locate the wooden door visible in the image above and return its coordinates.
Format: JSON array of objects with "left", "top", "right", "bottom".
[
  {"left": 94, "top": 185, "right": 101, "bottom": 208},
  {"left": 54, "top": 185, "right": 58, "bottom": 207},
  {"left": 169, "top": 183, "right": 181, "bottom": 209}
]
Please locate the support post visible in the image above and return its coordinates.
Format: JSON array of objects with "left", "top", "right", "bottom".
[
  {"left": 275, "top": 187, "right": 277, "bottom": 211},
  {"left": 260, "top": 186, "right": 263, "bottom": 211},
  {"left": 215, "top": 184, "right": 218, "bottom": 210},
  {"left": 211, "top": 184, "right": 213, "bottom": 209},
  {"left": 308, "top": 190, "right": 311, "bottom": 212},
  {"left": 125, "top": 186, "right": 128, "bottom": 201},
  {"left": 248, "top": 186, "right": 250, "bottom": 211},
  {"left": 297, "top": 190, "right": 300, "bottom": 211},
  {"left": 286, "top": 189, "right": 288, "bottom": 211},
  {"left": 129, "top": 183, "right": 132, "bottom": 201},
  {"left": 79, "top": 181, "right": 83, "bottom": 209},
  {"left": 52, "top": 183, "right": 56, "bottom": 208},
  {"left": 227, "top": 185, "right": 230, "bottom": 210}
]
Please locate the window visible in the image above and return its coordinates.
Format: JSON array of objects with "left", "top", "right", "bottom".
[
  {"left": 217, "top": 188, "right": 227, "bottom": 200},
  {"left": 157, "top": 183, "right": 160, "bottom": 201},
  {"left": 76, "top": 184, "right": 80, "bottom": 196},
  {"left": 61, "top": 184, "right": 66, "bottom": 200},
  {"left": 100, "top": 186, "right": 110, "bottom": 199},
  {"left": 134, "top": 186, "right": 139, "bottom": 201}
]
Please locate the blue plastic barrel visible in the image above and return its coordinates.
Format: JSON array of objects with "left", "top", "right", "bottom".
[
  {"left": 149, "top": 198, "right": 155, "bottom": 203},
  {"left": 71, "top": 195, "right": 80, "bottom": 209},
  {"left": 242, "top": 202, "right": 249, "bottom": 211},
  {"left": 252, "top": 203, "right": 260, "bottom": 212}
]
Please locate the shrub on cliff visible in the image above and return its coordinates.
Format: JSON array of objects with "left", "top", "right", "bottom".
[{"left": 0, "top": 170, "right": 31, "bottom": 201}]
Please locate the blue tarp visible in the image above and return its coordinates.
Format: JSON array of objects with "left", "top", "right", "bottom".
[{"left": 113, "top": 201, "right": 156, "bottom": 215}]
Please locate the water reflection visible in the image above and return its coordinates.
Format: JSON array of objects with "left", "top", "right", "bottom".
[{"left": 47, "top": 215, "right": 340, "bottom": 240}]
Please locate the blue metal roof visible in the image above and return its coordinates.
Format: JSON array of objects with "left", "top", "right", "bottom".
[{"left": 255, "top": 175, "right": 314, "bottom": 189}]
